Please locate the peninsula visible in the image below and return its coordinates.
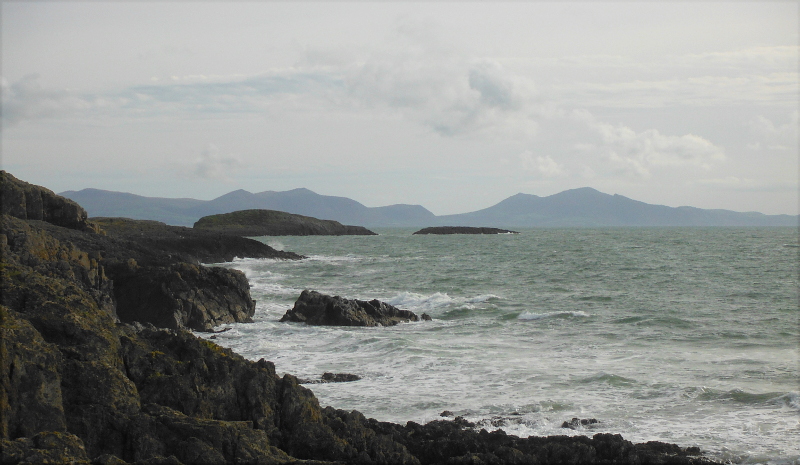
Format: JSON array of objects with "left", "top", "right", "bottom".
[{"left": 194, "top": 209, "right": 377, "bottom": 236}]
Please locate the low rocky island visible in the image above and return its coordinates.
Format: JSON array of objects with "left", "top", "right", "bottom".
[
  {"left": 194, "top": 208, "right": 377, "bottom": 236},
  {"left": 1, "top": 171, "right": 721, "bottom": 464},
  {"left": 281, "top": 290, "right": 422, "bottom": 327},
  {"left": 413, "top": 226, "right": 519, "bottom": 235}
]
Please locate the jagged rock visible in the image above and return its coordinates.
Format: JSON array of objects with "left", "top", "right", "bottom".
[
  {"left": 112, "top": 261, "right": 256, "bottom": 332},
  {"left": 280, "top": 290, "right": 420, "bottom": 327},
  {"left": 194, "top": 209, "right": 378, "bottom": 236},
  {"left": 1, "top": 170, "right": 99, "bottom": 233},
  {"left": 413, "top": 226, "right": 519, "bottom": 235},
  {"left": 0, "top": 431, "right": 90, "bottom": 464},
  {"left": 0, "top": 307, "right": 66, "bottom": 439}
]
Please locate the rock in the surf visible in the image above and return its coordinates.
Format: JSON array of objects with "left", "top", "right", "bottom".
[{"left": 280, "top": 290, "right": 420, "bottom": 326}]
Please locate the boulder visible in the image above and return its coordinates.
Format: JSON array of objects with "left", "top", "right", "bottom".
[{"left": 280, "top": 290, "right": 420, "bottom": 327}]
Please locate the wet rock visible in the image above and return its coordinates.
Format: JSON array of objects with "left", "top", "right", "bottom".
[
  {"left": 421, "top": 313, "right": 432, "bottom": 321},
  {"left": 300, "top": 373, "right": 362, "bottom": 384},
  {"left": 281, "top": 290, "right": 420, "bottom": 327},
  {"left": 561, "top": 417, "right": 600, "bottom": 429}
]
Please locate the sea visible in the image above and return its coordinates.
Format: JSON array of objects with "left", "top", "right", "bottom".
[{"left": 199, "top": 227, "right": 799, "bottom": 464}]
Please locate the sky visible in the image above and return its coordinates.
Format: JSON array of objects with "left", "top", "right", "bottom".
[{"left": 2, "top": 1, "right": 798, "bottom": 216}]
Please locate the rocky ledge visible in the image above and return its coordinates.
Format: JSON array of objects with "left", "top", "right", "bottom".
[
  {"left": 1, "top": 172, "right": 721, "bottom": 464},
  {"left": 194, "top": 209, "right": 377, "bottom": 236},
  {"left": 280, "top": 290, "right": 422, "bottom": 327},
  {"left": 413, "top": 226, "right": 519, "bottom": 235}
]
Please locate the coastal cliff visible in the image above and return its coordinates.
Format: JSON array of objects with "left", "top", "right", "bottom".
[
  {"left": 1, "top": 172, "right": 720, "bottom": 464},
  {"left": 194, "top": 209, "right": 377, "bottom": 236}
]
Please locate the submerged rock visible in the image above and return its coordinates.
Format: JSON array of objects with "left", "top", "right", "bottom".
[
  {"left": 280, "top": 290, "right": 420, "bottom": 327},
  {"left": 413, "top": 226, "right": 519, "bottom": 235}
]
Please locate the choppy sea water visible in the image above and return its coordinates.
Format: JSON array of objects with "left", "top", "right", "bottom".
[{"left": 200, "top": 228, "right": 799, "bottom": 464}]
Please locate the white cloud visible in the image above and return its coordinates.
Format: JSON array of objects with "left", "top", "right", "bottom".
[
  {"left": 519, "top": 151, "right": 564, "bottom": 177},
  {"left": 1, "top": 74, "right": 97, "bottom": 126},
  {"left": 193, "top": 144, "right": 242, "bottom": 181},
  {"left": 573, "top": 110, "right": 726, "bottom": 178},
  {"left": 748, "top": 111, "right": 798, "bottom": 151}
]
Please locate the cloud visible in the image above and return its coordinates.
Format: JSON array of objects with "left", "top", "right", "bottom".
[
  {"left": 1, "top": 74, "right": 98, "bottom": 126},
  {"left": 574, "top": 110, "right": 726, "bottom": 177},
  {"left": 748, "top": 111, "right": 798, "bottom": 151},
  {"left": 343, "top": 22, "right": 538, "bottom": 137},
  {"left": 193, "top": 144, "right": 242, "bottom": 181},
  {"left": 519, "top": 151, "right": 564, "bottom": 177}
]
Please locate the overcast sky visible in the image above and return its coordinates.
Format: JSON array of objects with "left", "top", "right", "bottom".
[{"left": 2, "top": 2, "right": 797, "bottom": 215}]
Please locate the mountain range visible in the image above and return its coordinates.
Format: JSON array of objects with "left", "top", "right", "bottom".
[{"left": 59, "top": 187, "right": 798, "bottom": 228}]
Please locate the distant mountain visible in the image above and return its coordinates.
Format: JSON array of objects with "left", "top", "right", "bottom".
[
  {"left": 59, "top": 186, "right": 797, "bottom": 228},
  {"left": 437, "top": 187, "right": 798, "bottom": 227},
  {"left": 60, "top": 187, "right": 438, "bottom": 227}
]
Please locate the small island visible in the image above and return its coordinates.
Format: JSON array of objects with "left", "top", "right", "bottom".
[
  {"left": 193, "top": 209, "right": 377, "bottom": 236},
  {"left": 413, "top": 226, "right": 519, "bottom": 235}
]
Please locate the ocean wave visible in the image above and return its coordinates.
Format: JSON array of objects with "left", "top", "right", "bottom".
[
  {"left": 305, "top": 254, "right": 363, "bottom": 263},
  {"left": 689, "top": 387, "right": 797, "bottom": 407},
  {"left": 385, "top": 292, "right": 500, "bottom": 311},
  {"left": 517, "top": 310, "right": 590, "bottom": 321}
]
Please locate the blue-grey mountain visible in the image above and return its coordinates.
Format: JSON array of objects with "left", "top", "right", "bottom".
[{"left": 60, "top": 186, "right": 797, "bottom": 227}]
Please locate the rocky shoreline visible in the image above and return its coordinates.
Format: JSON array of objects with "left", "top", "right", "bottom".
[{"left": 1, "top": 171, "right": 721, "bottom": 464}]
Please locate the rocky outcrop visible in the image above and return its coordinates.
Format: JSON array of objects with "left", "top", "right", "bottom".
[
  {"left": 413, "top": 226, "right": 519, "bottom": 235},
  {"left": 93, "top": 216, "right": 305, "bottom": 263},
  {"left": 1, "top": 170, "right": 99, "bottom": 233},
  {"left": 194, "top": 209, "right": 377, "bottom": 236},
  {"left": 111, "top": 261, "right": 256, "bottom": 332},
  {"left": 280, "top": 290, "right": 421, "bottom": 327}
]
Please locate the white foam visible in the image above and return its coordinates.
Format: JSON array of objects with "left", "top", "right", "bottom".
[
  {"left": 517, "top": 310, "right": 591, "bottom": 320},
  {"left": 385, "top": 292, "right": 500, "bottom": 311}
]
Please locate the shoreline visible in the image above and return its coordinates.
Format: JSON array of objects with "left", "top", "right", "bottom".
[{"left": 1, "top": 171, "right": 726, "bottom": 464}]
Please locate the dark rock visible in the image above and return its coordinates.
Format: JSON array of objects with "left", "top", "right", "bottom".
[
  {"left": 561, "top": 417, "right": 600, "bottom": 429},
  {"left": 194, "top": 209, "right": 377, "bottom": 236},
  {"left": 0, "top": 431, "right": 90, "bottom": 464},
  {"left": 413, "top": 226, "right": 519, "bottom": 235},
  {"left": 300, "top": 372, "right": 362, "bottom": 384},
  {"left": 92, "top": 216, "right": 305, "bottom": 263},
  {"left": 280, "top": 290, "right": 420, "bottom": 327},
  {"left": 440, "top": 411, "right": 454, "bottom": 417},
  {"left": 111, "top": 261, "right": 256, "bottom": 332},
  {"left": 1, "top": 170, "right": 99, "bottom": 233},
  {"left": 421, "top": 313, "right": 432, "bottom": 321}
]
